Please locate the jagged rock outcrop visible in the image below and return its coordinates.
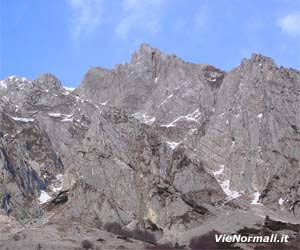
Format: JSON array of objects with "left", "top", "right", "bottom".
[
  {"left": 0, "top": 101, "right": 63, "bottom": 220},
  {"left": 0, "top": 44, "right": 300, "bottom": 249},
  {"left": 196, "top": 54, "right": 300, "bottom": 211},
  {"left": 0, "top": 66, "right": 226, "bottom": 233},
  {"left": 76, "top": 45, "right": 300, "bottom": 217},
  {"left": 76, "top": 44, "right": 224, "bottom": 127}
]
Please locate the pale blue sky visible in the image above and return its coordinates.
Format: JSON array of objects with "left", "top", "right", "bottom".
[{"left": 0, "top": 0, "right": 300, "bottom": 87}]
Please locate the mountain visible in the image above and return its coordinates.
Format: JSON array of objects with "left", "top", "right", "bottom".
[{"left": 0, "top": 44, "right": 299, "bottom": 250}]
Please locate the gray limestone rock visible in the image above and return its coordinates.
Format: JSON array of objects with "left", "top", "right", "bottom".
[{"left": 0, "top": 44, "right": 300, "bottom": 249}]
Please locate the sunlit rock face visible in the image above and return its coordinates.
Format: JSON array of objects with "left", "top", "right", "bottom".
[
  {"left": 0, "top": 44, "right": 300, "bottom": 249},
  {"left": 76, "top": 45, "right": 300, "bottom": 215}
]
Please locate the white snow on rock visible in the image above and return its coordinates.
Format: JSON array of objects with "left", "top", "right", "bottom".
[
  {"left": 155, "top": 77, "right": 158, "bottom": 83},
  {"left": 48, "top": 113, "right": 73, "bottom": 122},
  {"left": 278, "top": 197, "right": 285, "bottom": 205},
  {"left": 0, "top": 80, "right": 7, "bottom": 88},
  {"left": 11, "top": 117, "right": 34, "bottom": 122},
  {"left": 48, "top": 112, "right": 62, "bottom": 117},
  {"left": 189, "top": 128, "right": 197, "bottom": 135},
  {"left": 146, "top": 117, "right": 156, "bottom": 124},
  {"left": 212, "top": 165, "right": 241, "bottom": 199},
  {"left": 213, "top": 164, "right": 224, "bottom": 176},
  {"left": 220, "top": 180, "right": 241, "bottom": 199},
  {"left": 75, "top": 96, "right": 84, "bottom": 103},
  {"left": 184, "top": 109, "right": 202, "bottom": 121},
  {"left": 257, "top": 113, "right": 263, "bottom": 119},
  {"left": 7, "top": 75, "right": 18, "bottom": 80},
  {"left": 251, "top": 191, "right": 262, "bottom": 205},
  {"left": 132, "top": 112, "right": 156, "bottom": 125},
  {"left": 38, "top": 191, "right": 52, "bottom": 204},
  {"left": 7, "top": 76, "right": 27, "bottom": 82},
  {"left": 63, "top": 86, "right": 75, "bottom": 92},
  {"left": 94, "top": 105, "right": 102, "bottom": 113},
  {"left": 166, "top": 141, "right": 180, "bottom": 150},
  {"left": 161, "top": 109, "right": 201, "bottom": 127},
  {"left": 62, "top": 116, "right": 74, "bottom": 122},
  {"left": 100, "top": 100, "right": 108, "bottom": 105},
  {"left": 159, "top": 94, "right": 173, "bottom": 107}
]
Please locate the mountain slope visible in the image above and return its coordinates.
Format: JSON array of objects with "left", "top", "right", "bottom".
[{"left": 0, "top": 44, "right": 300, "bottom": 249}]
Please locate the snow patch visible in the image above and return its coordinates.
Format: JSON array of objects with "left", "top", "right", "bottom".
[
  {"left": 38, "top": 191, "right": 52, "bottom": 204},
  {"left": 161, "top": 109, "right": 201, "bottom": 128},
  {"left": 159, "top": 94, "right": 173, "bottom": 107},
  {"left": 7, "top": 76, "right": 18, "bottom": 80},
  {"left": 251, "top": 192, "right": 262, "bottom": 205},
  {"left": 48, "top": 112, "right": 62, "bottom": 117},
  {"left": 62, "top": 116, "right": 73, "bottom": 122},
  {"left": 220, "top": 180, "right": 241, "bottom": 199},
  {"left": 154, "top": 77, "right": 158, "bottom": 83},
  {"left": 100, "top": 100, "right": 108, "bottom": 105},
  {"left": 278, "top": 197, "right": 284, "bottom": 205},
  {"left": 48, "top": 113, "right": 73, "bottom": 122},
  {"left": 94, "top": 105, "right": 102, "bottom": 113},
  {"left": 0, "top": 80, "right": 7, "bottom": 88},
  {"left": 7, "top": 76, "right": 27, "bottom": 82},
  {"left": 75, "top": 96, "right": 84, "bottom": 103},
  {"left": 213, "top": 165, "right": 224, "bottom": 176},
  {"left": 132, "top": 112, "right": 156, "bottom": 125},
  {"left": 189, "top": 128, "right": 197, "bottom": 135},
  {"left": 166, "top": 141, "right": 180, "bottom": 150},
  {"left": 212, "top": 165, "right": 241, "bottom": 199},
  {"left": 257, "top": 113, "right": 263, "bottom": 119},
  {"left": 11, "top": 117, "right": 34, "bottom": 122},
  {"left": 63, "top": 86, "right": 75, "bottom": 92}
]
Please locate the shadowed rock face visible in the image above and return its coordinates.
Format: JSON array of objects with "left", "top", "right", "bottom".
[{"left": 0, "top": 44, "right": 300, "bottom": 249}]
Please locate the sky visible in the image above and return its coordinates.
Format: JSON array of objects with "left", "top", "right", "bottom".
[{"left": 0, "top": 0, "right": 300, "bottom": 87}]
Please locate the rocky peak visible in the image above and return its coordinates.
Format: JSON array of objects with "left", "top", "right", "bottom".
[
  {"left": 1, "top": 44, "right": 300, "bottom": 250},
  {"left": 240, "top": 53, "right": 277, "bottom": 72},
  {"left": 250, "top": 53, "right": 276, "bottom": 65},
  {"left": 130, "top": 43, "right": 171, "bottom": 66},
  {"left": 36, "top": 73, "right": 62, "bottom": 91},
  {"left": 0, "top": 76, "right": 32, "bottom": 89},
  {"left": 131, "top": 43, "right": 155, "bottom": 64}
]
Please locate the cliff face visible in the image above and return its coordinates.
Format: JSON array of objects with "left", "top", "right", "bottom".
[
  {"left": 76, "top": 43, "right": 224, "bottom": 126},
  {"left": 0, "top": 44, "right": 300, "bottom": 249},
  {"left": 77, "top": 45, "right": 300, "bottom": 213}
]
